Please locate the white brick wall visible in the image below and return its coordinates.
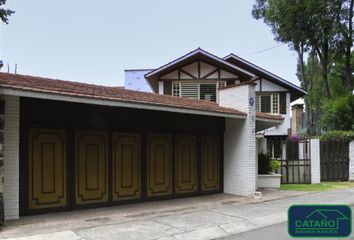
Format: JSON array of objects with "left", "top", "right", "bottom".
[
  {"left": 310, "top": 139, "right": 321, "bottom": 184},
  {"left": 3, "top": 95, "right": 20, "bottom": 220},
  {"left": 220, "top": 84, "right": 256, "bottom": 196},
  {"left": 349, "top": 141, "right": 354, "bottom": 181}
]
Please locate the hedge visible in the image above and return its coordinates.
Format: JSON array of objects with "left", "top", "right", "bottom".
[{"left": 320, "top": 131, "right": 354, "bottom": 142}]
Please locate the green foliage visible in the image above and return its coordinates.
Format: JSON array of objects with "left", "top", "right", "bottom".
[
  {"left": 269, "top": 160, "right": 280, "bottom": 173},
  {"left": 258, "top": 153, "right": 270, "bottom": 174},
  {"left": 320, "top": 131, "right": 354, "bottom": 142},
  {"left": 320, "top": 95, "right": 354, "bottom": 131},
  {"left": 0, "top": 0, "right": 14, "bottom": 24}
]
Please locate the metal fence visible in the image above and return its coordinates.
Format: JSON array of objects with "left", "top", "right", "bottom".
[
  {"left": 320, "top": 140, "right": 349, "bottom": 181},
  {"left": 267, "top": 138, "right": 311, "bottom": 184}
]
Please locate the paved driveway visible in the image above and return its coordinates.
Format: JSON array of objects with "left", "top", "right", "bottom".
[{"left": 1, "top": 188, "right": 354, "bottom": 240}]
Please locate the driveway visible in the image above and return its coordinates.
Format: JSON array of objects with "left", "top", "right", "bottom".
[{"left": 1, "top": 188, "right": 354, "bottom": 240}]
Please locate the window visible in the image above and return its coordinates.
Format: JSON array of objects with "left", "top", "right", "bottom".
[
  {"left": 256, "top": 93, "right": 281, "bottom": 114},
  {"left": 200, "top": 84, "right": 216, "bottom": 102},
  {"left": 217, "top": 81, "right": 226, "bottom": 89},
  {"left": 172, "top": 82, "right": 181, "bottom": 97},
  {"left": 171, "top": 81, "right": 220, "bottom": 102}
]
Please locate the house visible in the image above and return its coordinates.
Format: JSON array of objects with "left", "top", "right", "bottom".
[
  {"left": 125, "top": 48, "right": 307, "bottom": 158},
  {"left": 0, "top": 49, "right": 304, "bottom": 222}
]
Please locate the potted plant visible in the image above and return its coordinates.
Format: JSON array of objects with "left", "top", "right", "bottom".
[{"left": 257, "top": 153, "right": 282, "bottom": 189}]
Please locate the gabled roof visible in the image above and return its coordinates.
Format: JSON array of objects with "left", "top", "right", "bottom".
[
  {"left": 223, "top": 53, "right": 307, "bottom": 101},
  {"left": 144, "top": 48, "right": 256, "bottom": 92},
  {"left": 0, "top": 72, "right": 247, "bottom": 118}
]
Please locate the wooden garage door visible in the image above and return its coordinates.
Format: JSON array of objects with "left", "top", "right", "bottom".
[
  {"left": 28, "top": 129, "right": 67, "bottom": 210},
  {"left": 147, "top": 135, "right": 172, "bottom": 197},
  {"left": 112, "top": 133, "right": 141, "bottom": 201},
  {"left": 201, "top": 136, "right": 220, "bottom": 192},
  {"left": 175, "top": 135, "right": 197, "bottom": 194},
  {"left": 75, "top": 131, "right": 108, "bottom": 205}
]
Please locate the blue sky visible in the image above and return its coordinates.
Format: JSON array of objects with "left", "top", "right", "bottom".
[{"left": 1, "top": 0, "right": 299, "bottom": 87}]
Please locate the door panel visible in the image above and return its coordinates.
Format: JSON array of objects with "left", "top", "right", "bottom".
[
  {"left": 147, "top": 135, "right": 172, "bottom": 197},
  {"left": 201, "top": 136, "right": 220, "bottom": 192},
  {"left": 75, "top": 131, "right": 108, "bottom": 205},
  {"left": 112, "top": 133, "right": 141, "bottom": 201},
  {"left": 28, "top": 129, "right": 67, "bottom": 209},
  {"left": 175, "top": 135, "right": 197, "bottom": 194}
]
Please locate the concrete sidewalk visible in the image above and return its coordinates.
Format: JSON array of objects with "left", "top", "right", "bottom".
[{"left": 1, "top": 188, "right": 354, "bottom": 240}]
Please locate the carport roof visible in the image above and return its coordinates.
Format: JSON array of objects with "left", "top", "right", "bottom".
[{"left": 0, "top": 73, "right": 282, "bottom": 121}]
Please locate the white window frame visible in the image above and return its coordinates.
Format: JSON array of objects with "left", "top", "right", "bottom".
[
  {"left": 171, "top": 81, "right": 225, "bottom": 103},
  {"left": 256, "top": 92, "right": 280, "bottom": 114}
]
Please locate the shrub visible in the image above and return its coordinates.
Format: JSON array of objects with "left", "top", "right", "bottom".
[
  {"left": 269, "top": 160, "right": 281, "bottom": 173},
  {"left": 320, "top": 131, "right": 354, "bottom": 142},
  {"left": 258, "top": 153, "right": 270, "bottom": 174}
]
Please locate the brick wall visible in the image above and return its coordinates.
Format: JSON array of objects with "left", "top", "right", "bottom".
[
  {"left": 219, "top": 84, "right": 256, "bottom": 196},
  {"left": 3, "top": 95, "right": 20, "bottom": 220}
]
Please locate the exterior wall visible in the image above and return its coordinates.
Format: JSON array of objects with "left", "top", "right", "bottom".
[
  {"left": 350, "top": 141, "right": 354, "bottom": 181},
  {"left": 220, "top": 84, "right": 256, "bottom": 196},
  {"left": 3, "top": 95, "right": 20, "bottom": 220},
  {"left": 255, "top": 79, "right": 288, "bottom": 92},
  {"left": 310, "top": 139, "right": 321, "bottom": 184},
  {"left": 262, "top": 92, "right": 291, "bottom": 136}
]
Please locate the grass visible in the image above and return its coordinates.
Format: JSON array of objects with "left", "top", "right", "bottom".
[{"left": 280, "top": 181, "right": 354, "bottom": 192}]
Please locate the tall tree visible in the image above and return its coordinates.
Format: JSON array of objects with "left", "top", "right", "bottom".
[
  {"left": 252, "top": 0, "right": 349, "bottom": 99},
  {"left": 0, "top": 0, "right": 14, "bottom": 24}
]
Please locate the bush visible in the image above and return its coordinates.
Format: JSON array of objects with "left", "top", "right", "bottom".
[
  {"left": 320, "top": 95, "right": 354, "bottom": 131},
  {"left": 269, "top": 160, "right": 281, "bottom": 172},
  {"left": 258, "top": 153, "right": 270, "bottom": 174},
  {"left": 320, "top": 131, "right": 354, "bottom": 142}
]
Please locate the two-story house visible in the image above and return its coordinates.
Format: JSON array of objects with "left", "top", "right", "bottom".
[{"left": 125, "top": 48, "right": 306, "bottom": 157}]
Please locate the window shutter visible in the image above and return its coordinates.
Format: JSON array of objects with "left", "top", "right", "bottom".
[
  {"left": 279, "top": 92, "right": 287, "bottom": 114},
  {"left": 181, "top": 82, "right": 199, "bottom": 99}
]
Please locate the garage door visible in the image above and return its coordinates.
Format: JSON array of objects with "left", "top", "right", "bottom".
[{"left": 27, "top": 129, "right": 221, "bottom": 212}]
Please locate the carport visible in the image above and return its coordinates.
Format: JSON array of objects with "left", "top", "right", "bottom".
[{"left": 0, "top": 73, "right": 282, "bottom": 220}]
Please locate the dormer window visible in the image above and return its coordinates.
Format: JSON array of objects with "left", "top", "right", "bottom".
[{"left": 171, "top": 81, "right": 226, "bottom": 103}]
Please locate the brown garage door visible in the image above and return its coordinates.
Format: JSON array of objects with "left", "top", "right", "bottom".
[
  {"left": 75, "top": 131, "right": 108, "bottom": 205},
  {"left": 27, "top": 129, "right": 221, "bottom": 212},
  {"left": 28, "top": 129, "right": 67, "bottom": 210}
]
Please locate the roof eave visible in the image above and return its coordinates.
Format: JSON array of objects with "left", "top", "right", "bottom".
[{"left": 0, "top": 87, "right": 247, "bottom": 120}]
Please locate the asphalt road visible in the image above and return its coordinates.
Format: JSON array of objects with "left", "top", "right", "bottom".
[{"left": 221, "top": 205, "right": 354, "bottom": 240}]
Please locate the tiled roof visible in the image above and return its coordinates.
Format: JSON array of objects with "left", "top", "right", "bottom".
[
  {"left": 0, "top": 73, "right": 247, "bottom": 117},
  {"left": 256, "top": 112, "right": 284, "bottom": 121}
]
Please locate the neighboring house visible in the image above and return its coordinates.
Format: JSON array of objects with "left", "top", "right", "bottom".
[
  {"left": 0, "top": 71, "right": 283, "bottom": 221},
  {"left": 125, "top": 48, "right": 307, "bottom": 158}
]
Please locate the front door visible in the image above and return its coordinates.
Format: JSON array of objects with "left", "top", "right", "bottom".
[
  {"left": 75, "top": 131, "right": 108, "bottom": 205},
  {"left": 28, "top": 129, "right": 67, "bottom": 210}
]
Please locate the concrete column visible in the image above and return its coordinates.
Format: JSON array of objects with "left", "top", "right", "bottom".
[
  {"left": 3, "top": 95, "right": 20, "bottom": 220},
  {"left": 349, "top": 141, "right": 354, "bottom": 181},
  {"left": 310, "top": 139, "right": 321, "bottom": 184},
  {"left": 158, "top": 81, "right": 164, "bottom": 94},
  {"left": 220, "top": 83, "right": 256, "bottom": 196}
]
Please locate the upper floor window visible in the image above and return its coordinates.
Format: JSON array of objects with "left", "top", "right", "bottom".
[
  {"left": 171, "top": 81, "right": 226, "bottom": 102},
  {"left": 256, "top": 92, "right": 286, "bottom": 114}
]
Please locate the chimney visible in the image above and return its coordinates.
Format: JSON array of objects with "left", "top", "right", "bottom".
[{"left": 291, "top": 104, "right": 304, "bottom": 136}]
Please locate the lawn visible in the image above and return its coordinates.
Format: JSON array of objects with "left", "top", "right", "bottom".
[{"left": 280, "top": 181, "right": 354, "bottom": 192}]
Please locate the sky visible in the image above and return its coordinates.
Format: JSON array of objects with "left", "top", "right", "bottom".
[{"left": 0, "top": 0, "right": 299, "bottom": 87}]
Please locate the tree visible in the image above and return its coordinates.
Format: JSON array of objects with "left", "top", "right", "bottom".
[
  {"left": 0, "top": 0, "right": 14, "bottom": 24},
  {"left": 252, "top": 0, "right": 353, "bottom": 99}
]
